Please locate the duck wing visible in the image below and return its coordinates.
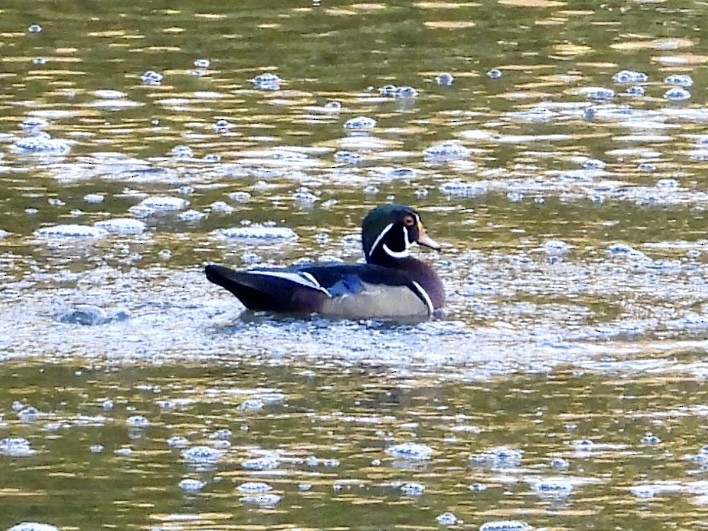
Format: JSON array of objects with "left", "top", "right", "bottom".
[
  {"left": 205, "top": 263, "right": 433, "bottom": 318},
  {"left": 205, "top": 264, "right": 330, "bottom": 312}
]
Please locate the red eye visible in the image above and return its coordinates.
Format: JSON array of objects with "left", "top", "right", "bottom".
[{"left": 403, "top": 215, "right": 416, "bottom": 227}]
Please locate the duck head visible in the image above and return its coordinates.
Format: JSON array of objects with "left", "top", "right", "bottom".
[{"left": 361, "top": 204, "right": 440, "bottom": 264}]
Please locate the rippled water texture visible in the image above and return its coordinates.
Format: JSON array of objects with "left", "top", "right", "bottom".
[{"left": 1, "top": 0, "right": 708, "bottom": 529}]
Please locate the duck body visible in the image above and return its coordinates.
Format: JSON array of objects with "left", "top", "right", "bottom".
[{"left": 205, "top": 204, "right": 445, "bottom": 320}]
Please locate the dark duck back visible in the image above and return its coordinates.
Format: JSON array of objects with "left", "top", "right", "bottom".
[{"left": 204, "top": 204, "right": 445, "bottom": 320}]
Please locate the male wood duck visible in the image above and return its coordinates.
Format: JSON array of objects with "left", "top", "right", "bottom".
[{"left": 204, "top": 203, "right": 445, "bottom": 320}]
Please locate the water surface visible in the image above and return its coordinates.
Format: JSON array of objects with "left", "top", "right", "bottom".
[{"left": 1, "top": 0, "right": 708, "bottom": 529}]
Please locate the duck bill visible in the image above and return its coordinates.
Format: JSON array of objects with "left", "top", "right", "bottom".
[{"left": 416, "top": 224, "right": 441, "bottom": 250}]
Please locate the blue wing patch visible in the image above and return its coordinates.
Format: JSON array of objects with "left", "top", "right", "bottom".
[{"left": 326, "top": 274, "right": 366, "bottom": 297}]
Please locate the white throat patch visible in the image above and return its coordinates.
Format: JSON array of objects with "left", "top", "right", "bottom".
[
  {"left": 383, "top": 243, "right": 410, "bottom": 258},
  {"left": 369, "top": 223, "right": 413, "bottom": 259}
]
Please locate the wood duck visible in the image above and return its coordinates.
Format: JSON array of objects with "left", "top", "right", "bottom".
[{"left": 204, "top": 204, "right": 445, "bottom": 320}]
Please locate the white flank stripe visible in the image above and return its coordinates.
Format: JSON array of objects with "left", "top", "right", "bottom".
[
  {"left": 410, "top": 281, "right": 434, "bottom": 315},
  {"left": 249, "top": 270, "right": 329, "bottom": 295},
  {"left": 301, "top": 271, "right": 332, "bottom": 298}
]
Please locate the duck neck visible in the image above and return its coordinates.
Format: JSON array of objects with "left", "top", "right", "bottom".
[
  {"left": 367, "top": 247, "right": 411, "bottom": 270},
  {"left": 367, "top": 251, "right": 445, "bottom": 309}
]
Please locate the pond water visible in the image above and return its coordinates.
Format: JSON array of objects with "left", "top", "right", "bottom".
[{"left": 1, "top": 0, "right": 708, "bottom": 529}]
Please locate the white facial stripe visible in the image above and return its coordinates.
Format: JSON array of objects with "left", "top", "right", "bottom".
[
  {"left": 383, "top": 243, "right": 410, "bottom": 258},
  {"left": 403, "top": 226, "right": 411, "bottom": 247},
  {"left": 410, "top": 281, "right": 434, "bottom": 315},
  {"left": 367, "top": 222, "right": 394, "bottom": 259}
]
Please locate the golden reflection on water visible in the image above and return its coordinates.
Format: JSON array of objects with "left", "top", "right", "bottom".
[
  {"left": 423, "top": 21, "right": 477, "bottom": 29},
  {"left": 1, "top": 360, "right": 705, "bottom": 528},
  {"left": 498, "top": 0, "right": 565, "bottom": 7}
]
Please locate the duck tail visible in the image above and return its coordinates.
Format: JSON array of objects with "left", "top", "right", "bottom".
[{"left": 204, "top": 264, "right": 326, "bottom": 312}]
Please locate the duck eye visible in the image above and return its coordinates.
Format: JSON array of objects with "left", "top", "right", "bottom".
[{"left": 403, "top": 215, "right": 416, "bottom": 227}]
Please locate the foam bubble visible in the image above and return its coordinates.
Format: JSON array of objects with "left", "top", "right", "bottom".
[
  {"left": 94, "top": 218, "right": 146, "bottom": 235},
  {"left": 8, "top": 524, "right": 59, "bottom": 531},
  {"left": 213, "top": 226, "right": 298, "bottom": 242},
  {"left": 34, "top": 224, "right": 108, "bottom": 239},
  {"left": 385, "top": 442, "right": 433, "bottom": 460}
]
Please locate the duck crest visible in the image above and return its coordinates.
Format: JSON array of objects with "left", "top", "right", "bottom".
[{"left": 362, "top": 204, "right": 418, "bottom": 261}]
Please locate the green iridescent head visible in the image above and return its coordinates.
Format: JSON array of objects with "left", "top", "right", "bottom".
[{"left": 361, "top": 204, "right": 440, "bottom": 263}]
